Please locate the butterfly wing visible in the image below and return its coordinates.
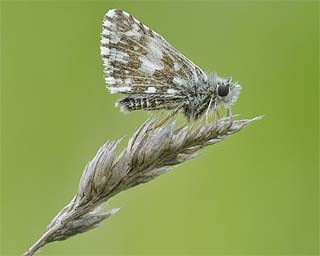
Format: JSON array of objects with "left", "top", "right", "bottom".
[{"left": 100, "top": 9, "right": 208, "bottom": 96}]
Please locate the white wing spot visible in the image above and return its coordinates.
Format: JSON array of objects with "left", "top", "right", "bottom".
[
  {"left": 147, "top": 40, "right": 163, "bottom": 59},
  {"left": 132, "top": 23, "right": 140, "bottom": 31},
  {"left": 103, "top": 19, "right": 112, "bottom": 27},
  {"left": 100, "top": 47, "right": 110, "bottom": 56},
  {"left": 138, "top": 55, "right": 164, "bottom": 75},
  {"left": 110, "top": 49, "right": 129, "bottom": 64},
  {"left": 115, "top": 78, "right": 123, "bottom": 84},
  {"left": 167, "top": 88, "right": 177, "bottom": 95},
  {"left": 107, "top": 9, "right": 116, "bottom": 18},
  {"left": 109, "top": 33, "right": 121, "bottom": 44},
  {"left": 103, "top": 58, "right": 110, "bottom": 65},
  {"left": 102, "top": 29, "right": 110, "bottom": 36},
  {"left": 137, "top": 39, "right": 164, "bottom": 75},
  {"left": 105, "top": 77, "right": 115, "bottom": 85},
  {"left": 125, "top": 30, "right": 142, "bottom": 39},
  {"left": 174, "top": 62, "right": 181, "bottom": 71},
  {"left": 145, "top": 87, "right": 156, "bottom": 93},
  {"left": 101, "top": 37, "right": 109, "bottom": 44},
  {"left": 110, "top": 86, "right": 132, "bottom": 94},
  {"left": 173, "top": 76, "right": 187, "bottom": 86},
  {"left": 105, "top": 70, "right": 112, "bottom": 76},
  {"left": 124, "top": 78, "right": 133, "bottom": 85}
]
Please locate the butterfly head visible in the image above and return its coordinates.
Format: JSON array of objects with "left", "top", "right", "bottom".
[{"left": 215, "top": 77, "right": 241, "bottom": 106}]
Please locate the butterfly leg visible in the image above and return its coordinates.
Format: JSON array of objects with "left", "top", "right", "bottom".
[
  {"left": 154, "top": 106, "right": 182, "bottom": 129},
  {"left": 213, "top": 100, "right": 220, "bottom": 127},
  {"left": 205, "top": 96, "right": 214, "bottom": 124},
  {"left": 226, "top": 106, "right": 233, "bottom": 129}
]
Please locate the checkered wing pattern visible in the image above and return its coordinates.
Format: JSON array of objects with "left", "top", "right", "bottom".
[{"left": 100, "top": 9, "right": 208, "bottom": 96}]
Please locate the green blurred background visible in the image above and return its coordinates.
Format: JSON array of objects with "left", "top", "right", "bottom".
[{"left": 1, "top": 1, "right": 318, "bottom": 255}]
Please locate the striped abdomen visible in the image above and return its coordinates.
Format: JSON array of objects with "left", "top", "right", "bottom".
[{"left": 117, "top": 95, "right": 185, "bottom": 112}]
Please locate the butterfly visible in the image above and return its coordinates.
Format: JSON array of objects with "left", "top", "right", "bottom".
[{"left": 100, "top": 9, "right": 241, "bottom": 124}]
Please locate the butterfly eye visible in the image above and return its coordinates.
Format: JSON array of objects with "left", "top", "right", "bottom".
[{"left": 217, "top": 84, "right": 229, "bottom": 97}]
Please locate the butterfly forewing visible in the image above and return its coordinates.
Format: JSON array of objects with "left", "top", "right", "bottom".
[{"left": 100, "top": 9, "right": 208, "bottom": 96}]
